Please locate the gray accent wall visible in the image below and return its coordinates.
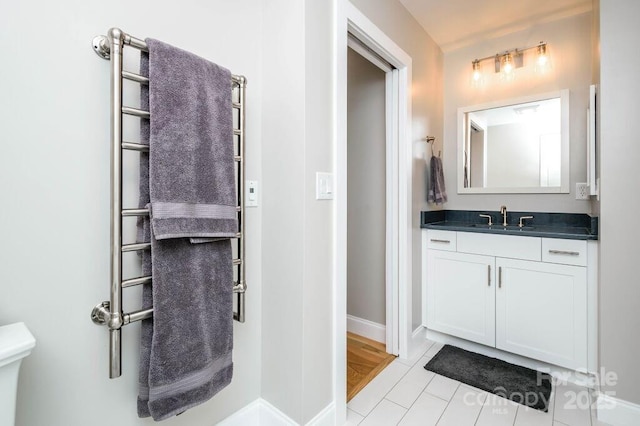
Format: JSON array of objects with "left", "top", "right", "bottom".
[{"left": 347, "top": 48, "right": 387, "bottom": 326}]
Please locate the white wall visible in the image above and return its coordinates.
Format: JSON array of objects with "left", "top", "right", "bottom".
[
  {"left": 0, "top": 1, "right": 263, "bottom": 425},
  {"left": 347, "top": 49, "right": 387, "bottom": 326},
  {"left": 301, "top": 0, "right": 334, "bottom": 421},
  {"left": 260, "top": 0, "right": 305, "bottom": 421},
  {"left": 443, "top": 12, "right": 593, "bottom": 213},
  {"left": 261, "top": 0, "right": 334, "bottom": 423},
  {"left": 348, "top": 0, "right": 444, "bottom": 332},
  {"left": 598, "top": 0, "right": 640, "bottom": 406}
]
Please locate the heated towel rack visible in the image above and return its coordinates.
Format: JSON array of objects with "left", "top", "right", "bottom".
[{"left": 90, "top": 28, "right": 247, "bottom": 379}]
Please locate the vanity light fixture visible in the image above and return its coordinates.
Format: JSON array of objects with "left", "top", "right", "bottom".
[{"left": 471, "top": 41, "right": 549, "bottom": 85}]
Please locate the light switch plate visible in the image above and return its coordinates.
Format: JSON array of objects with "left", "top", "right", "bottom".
[{"left": 316, "top": 172, "right": 334, "bottom": 200}]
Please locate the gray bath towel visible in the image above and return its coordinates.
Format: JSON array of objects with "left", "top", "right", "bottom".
[
  {"left": 137, "top": 39, "right": 235, "bottom": 421},
  {"left": 427, "top": 154, "right": 448, "bottom": 205}
]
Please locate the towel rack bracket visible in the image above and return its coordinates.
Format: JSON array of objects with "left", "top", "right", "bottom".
[
  {"left": 92, "top": 35, "right": 111, "bottom": 60},
  {"left": 91, "top": 301, "right": 111, "bottom": 326}
]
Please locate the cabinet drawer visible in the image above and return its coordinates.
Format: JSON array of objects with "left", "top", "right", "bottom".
[
  {"left": 426, "top": 230, "right": 457, "bottom": 251},
  {"left": 457, "top": 232, "right": 541, "bottom": 261},
  {"left": 542, "top": 238, "right": 587, "bottom": 266}
]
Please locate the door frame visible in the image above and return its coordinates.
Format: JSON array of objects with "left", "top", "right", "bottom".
[
  {"left": 333, "top": 1, "right": 413, "bottom": 423},
  {"left": 346, "top": 35, "right": 397, "bottom": 354}
]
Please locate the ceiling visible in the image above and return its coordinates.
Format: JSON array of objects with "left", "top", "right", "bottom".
[{"left": 398, "top": 0, "right": 592, "bottom": 52}]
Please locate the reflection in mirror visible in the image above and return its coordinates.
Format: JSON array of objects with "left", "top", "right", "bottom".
[{"left": 458, "top": 90, "right": 569, "bottom": 194}]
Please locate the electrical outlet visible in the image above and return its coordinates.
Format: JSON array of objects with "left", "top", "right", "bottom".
[{"left": 576, "top": 182, "right": 590, "bottom": 200}]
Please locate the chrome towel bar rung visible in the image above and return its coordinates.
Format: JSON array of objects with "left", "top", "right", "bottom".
[
  {"left": 122, "top": 106, "right": 150, "bottom": 119},
  {"left": 122, "top": 276, "right": 152, "bottom": 288},
  {"left": 121, "top": 269, "right": 245, "bottom": 290},
  {"left": 123, "top": 308, "right": 153, "bottom": 325},
  {"left": 122, "top": 208, "right": 149, "bottom": 217},
  {"left": 122, "top": 242, "right": 151, "bottom": 252},
  {"left": 122, "top": 71, "right": 149, "bottom": 85},
  {"left": 122, "top": 142, "right": 149, "bottom": 152}
]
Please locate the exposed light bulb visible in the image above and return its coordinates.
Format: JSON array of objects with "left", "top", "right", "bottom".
[
  {"left": 472, "top": 60, "right": 481, "bottom": 81},
  {"left": 502, "top": 53, "right": 513, "bottom": 74},
  {"left": 536, "top": 42, "right": 550, "bottom": 74}
]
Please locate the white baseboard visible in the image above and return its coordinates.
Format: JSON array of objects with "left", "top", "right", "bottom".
[
  {"left": 407, "top": 326, "right": 428, "bottom": 360},
  {"left": 347, "top": 314, "right": 385, "bottom": 343},
  {"left": 216, "top": 398, "right": 296, "bottom": 426},
  {"left": 596, "top": 393, "right": 640, "bottom": 426},
  {"left": 216, "top": 399, "right": 335, "bottom": 426},
  {"left": 305, "top": 402, "right": 335, "bottom": 426}
]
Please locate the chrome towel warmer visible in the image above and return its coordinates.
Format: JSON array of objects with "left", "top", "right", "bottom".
[{"left": 90, "top": 28, "right": 247, "bottom": 379}]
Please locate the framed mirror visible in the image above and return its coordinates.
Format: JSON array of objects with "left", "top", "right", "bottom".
[{"left": 457, "top": 90, "right": 570, "bottom": 194}]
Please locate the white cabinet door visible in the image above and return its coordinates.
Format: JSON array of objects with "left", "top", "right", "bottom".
[
  {"left": 495, "top": 258, "right": 587, "bottom": 370},
  {"left": 427, "top": 250, "right": 495, "bottom": 346}
]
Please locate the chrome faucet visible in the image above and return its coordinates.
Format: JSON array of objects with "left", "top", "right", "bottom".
[
  {"left": 479, "top": 214, "right": 493, "bottom": 226},
  {"left": 500, "top": 205, "right": 508, "bottom": 227}
]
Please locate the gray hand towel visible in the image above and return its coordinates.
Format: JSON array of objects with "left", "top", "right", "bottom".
[
  {"left": 427, "top": 155, "right": 448, "bottom": 205},
  {"left": 136, "top": 39, "right": 235, "bottom": 421}
]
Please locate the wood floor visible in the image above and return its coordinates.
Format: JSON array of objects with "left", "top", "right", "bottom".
[{"left": 347, "top": 332, "right": 396, "bottom": 401}]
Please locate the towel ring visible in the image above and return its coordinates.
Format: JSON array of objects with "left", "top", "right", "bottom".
[{"left": 425, "top": 136, "right": 440, "bottom": 158}]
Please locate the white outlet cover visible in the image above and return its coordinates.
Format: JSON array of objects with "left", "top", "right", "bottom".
[{"left": 575, "top": 182, "right": 589, "bottom": 200}]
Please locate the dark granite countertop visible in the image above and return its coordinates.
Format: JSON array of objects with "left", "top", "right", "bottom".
[{"left": 420, "top": 210, "right": 598, "bottom": 240}]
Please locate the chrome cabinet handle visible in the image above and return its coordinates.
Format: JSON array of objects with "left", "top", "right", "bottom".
[
  {"left": 487, "top": 265, "right": 491, "bottom": 286},
  {"left": 430, "top": 239, "right": 450, "bottom": 244},
  {"left": 548, "top": 249, "right": 580, "bottom": 256},
  {"left": 498, "top": 266, "right": 502, "bottom": 288}
]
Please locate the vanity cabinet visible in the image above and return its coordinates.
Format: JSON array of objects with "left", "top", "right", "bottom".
[
  {"left": 424, "top": 230, "right": 592, "bottom": 371},
  {"left": 495, "top": 258, "right": 587, "bottom": 369},
  {"left": 427, "top": 250, "right": 495, "bottom": 347}
]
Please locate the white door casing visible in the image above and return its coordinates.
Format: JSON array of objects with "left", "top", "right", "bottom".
[{"left": 334, "top": 1, "right": 413, "bottom": 423}]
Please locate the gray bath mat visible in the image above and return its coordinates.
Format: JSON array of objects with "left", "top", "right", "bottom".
[{"left": 424, "top": 345, "right": 552, "bottom": 411}]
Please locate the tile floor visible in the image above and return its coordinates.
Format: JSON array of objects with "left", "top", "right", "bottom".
[{"left": 346, "top": 340, "right": 609, "bottom": 426}]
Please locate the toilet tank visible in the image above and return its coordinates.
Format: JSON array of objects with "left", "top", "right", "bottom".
[{"left": 0, "top": 323, "right": 36, "bottom": 426}]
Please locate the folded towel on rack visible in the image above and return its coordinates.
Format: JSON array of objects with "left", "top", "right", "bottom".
[
  {"left": 146, "top": 42, "right": 237, "bottom": 239},
  {"left": 427, "top": 154, "right": 448, "bottom": 205},
  {"left": 136, "top": 38, "right": 235, "bottom": 421}
]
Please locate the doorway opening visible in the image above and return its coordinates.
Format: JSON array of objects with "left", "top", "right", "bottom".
[
  {"left": 334, "top": 3, "right": 414, "bottom": 421},
  {"left": 346, "top": 41, "right": 396, "bottom": 400}
]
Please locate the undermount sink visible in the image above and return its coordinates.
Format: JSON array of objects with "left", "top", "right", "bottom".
[{"left": 466, "top": 224, "right": 535, "bottom": 231}]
